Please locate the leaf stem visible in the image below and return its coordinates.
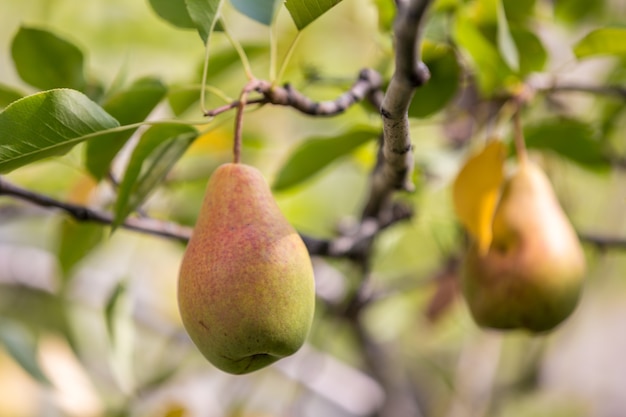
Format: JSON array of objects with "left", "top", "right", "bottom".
[
  {"left": 221, "top": 17, "right": 254, "bottom": 80},
  {"left": 199, "top": 39, "right": 212, "bottom": 115},
  {"left": 276, "top": 31, "right": 302, "bottom": 84}
]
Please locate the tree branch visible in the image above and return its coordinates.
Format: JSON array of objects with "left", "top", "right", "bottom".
[
  {"left": 362, "top": 0, "right": 433, "bottom": 220},
  {"left": 204, "top": 68, "right": 383, "bottom": 118},
  {"left": 542, "top": 82, "right": 626, "bottom": 100},
  {"left": 0, "top": 177, "right": 413, "bottom": 258},
  {"left": 0, "top": 176, "right": 193, "bottom": 241}
]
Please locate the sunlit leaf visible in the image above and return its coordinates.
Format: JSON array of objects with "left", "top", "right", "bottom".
[
  {"left": 373, "top": 0, "right": 396, "bottom": 31},
  {"left": 273, "top": 127, "right": 378, "bottom": 191},
  {"left": 469, "top": 0, "right": 497, "bottom": 24},
  {"left": 285, "top": 0, "right": 344, "bottom": 30},
  {"left": 185, "top": 0, "right": 223, "bottom": 43},
  {"left": 409, "top": 42, "right": 460, "bottom": 118},
  {"left": 574, "top": 27, "right": 626, "bottom": 59},
  {"left": 148, "top": 0, "right": 196, "bottom": 28},
  {"left": 0, "top": 319, "right": 51, "bottom": 385},
  {"left": 11, "top": 26, "right": 86, "bottom": 92},
  {"left": 0, "top": 84, "right": 23, "bottom": 110},
  {"left": 554, "top": 0, "right": 604, "bottom": 23},
  {"left": 433, "top": 0, "right": 461, "bottom": 13},
  {"left": 496, "top": 0, "right": 519, "bottom": 71},
  {"left": 0, "top": 89, "right": 119, "bottom": 173},
  {"left": 502, "top": 0, "right": 535, "bottom": 23},
  {"left": 231, "top": 0, "right": 282, "bottom": 25},
  {"left": 85, "top": 77, "right": 167, "bottom": 179},
  {"left": 523, "top": 118, "right": 610, "bottom": 169},
  {"left": 113, "top": 124, "right": 198, "bottom": 229},
  {"left": 453, "top": 140, "right": 506, "bottom": 254}
]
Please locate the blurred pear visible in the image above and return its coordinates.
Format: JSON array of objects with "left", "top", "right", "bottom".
[{"left": 462, "top": 161, "right": 586, "bottom": 332}]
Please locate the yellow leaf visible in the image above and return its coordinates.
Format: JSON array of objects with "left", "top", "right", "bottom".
[
  {"left": 188, "top": 127, "right": 231, "bottom": 154},
  {"left": 163, "top": 404, "right": 188, "bottom": 417},
  {"left": 453, "top": 140, "right": 506, "bottom": 254}
]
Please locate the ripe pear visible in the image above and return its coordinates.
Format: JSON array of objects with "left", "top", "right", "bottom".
[
  {"left": 178, "top": 163, "right": 316, "bottom": 374},
  {"left": 462, "top": 160, "right": 586, "bottom": 332}
]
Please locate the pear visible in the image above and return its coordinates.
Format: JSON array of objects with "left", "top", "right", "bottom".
[
  {"left": 178, "top": 163, "right": 316, "bottom": 374},
  {"left": 462, "top": 160, "right": 586, "bottom": 332}
]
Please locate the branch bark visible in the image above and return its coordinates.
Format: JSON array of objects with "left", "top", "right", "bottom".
[
  {"left": 0, "top": 177, "right": 414, "bottom": 257},
  {"left": 205, "top": 68, "right": 383, "bottom": 118},
  {"left": 362, "top": 0, "right": 433, "bottom": 220},
  {"left": 0, "top": 176, "right": 193, "bottom": 241}
]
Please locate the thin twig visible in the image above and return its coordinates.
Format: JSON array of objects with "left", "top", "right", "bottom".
[
  {"left": 0, "top": 177, "right": 192, "bottom": 241},
  {"left": 259, "top": 68, "right": 383, "bottom": 116},
  {"left": 0, "top": 177, "right": 414, "bottom": 257},
  {"left": 203, "top": 69, "right": 383, "bottom": 118},
  {"left": 543, "top": 82, "right": 626, "bottom": 100}
]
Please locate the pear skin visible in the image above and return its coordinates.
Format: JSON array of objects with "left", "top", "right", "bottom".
[
  {"left": 462, "top": 161, "right": 586, "bottom": 332},
  {"left": 178, "top": 163, "right": 315, "bottom": 374}
]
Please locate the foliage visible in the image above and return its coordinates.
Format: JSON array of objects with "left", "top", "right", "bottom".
[{"left": 0, "top": 0, "right": 626, "bottom": 416}]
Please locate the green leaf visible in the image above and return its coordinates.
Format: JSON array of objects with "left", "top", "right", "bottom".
[
  {"left": 11, "top": 26, "right": 86, "bottom": 91},
  {"left": 409, "top": 42, "right": 460, "bottom": 118},
  {"left": 0, "top": 285, "right": 76, "bottom": 350},
  {"left": 496, "top": 0, "right": 519, "bottom": 71},
  {"left": 0, "top": 89, "right": 119, "bottom": 173},
  {"left": 184, "top": 0, "right": 224, "bottom": 43},
  {"left": 433, "top": 0, "right": 461, "bottom": 13},
  {"left": 272, "top": 127, "right": 378, "bottom": 191},
  {"left": 0, "top": 84, "right": 24, "bottom": 110},
  {"left": 56, "top": 219, "right": 104, "bottom": 281},
  {"left": 231, "top": 0, "right": 282, "bottom": 25},
  {"left": 523, "top": 118, "right": 610, "bottom": 169},
  {"left": 574, "top": 27, "right": 626, "bottom": 59},
  {"left": 0, "top": 319, "right": 51, "bottom": 385},
  {"left": 502, "top": 0, "right": 535, "bottom": 23},
  {"left": 105, "top": 281, "right": 127, "bottom": 343},
  {"left": 554, "top": 0, "right": 604, "bottom": 23},
  {"left": 511, "top": 26, "right": 546, "bottom": 75},
  {"left": 85, "top": 77, "right": 168, "bottom": 179},
  {"left": 454, "top": 15, "right": 514, "bottom": 95},
  {"left": 113, "top": 124, "right": 198, "bottom": 229},
  {"left": 148, "top": 0, "right": 196, "bottom": 28},
  {"left": 285, "top": 0, "right": 344, "bottom": 30},
  {"left": 469, "top": 0, "right": 497, "bottom": 24},
  {"left": 373, "top": 0, "right": 395, "bottom": 31}
]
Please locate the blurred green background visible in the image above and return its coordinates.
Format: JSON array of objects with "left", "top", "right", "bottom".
[{"left": 1, "top": 0, "right": 626, "bottom": 416}]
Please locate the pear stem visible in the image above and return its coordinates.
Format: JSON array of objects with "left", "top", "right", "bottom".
[
  {"left": 513, "top": 105, "right": 528, "bottom": 166},
  {"left": 233, "top": 79, "right": 261, "bottom": 164}
]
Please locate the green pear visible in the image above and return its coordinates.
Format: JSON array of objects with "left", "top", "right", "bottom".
[
  {"left": 178, "top": 163, "right": 316, "bottom": 374},
  {"left": 462, "top": 160, "right": 586, "bottom": 332}
]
